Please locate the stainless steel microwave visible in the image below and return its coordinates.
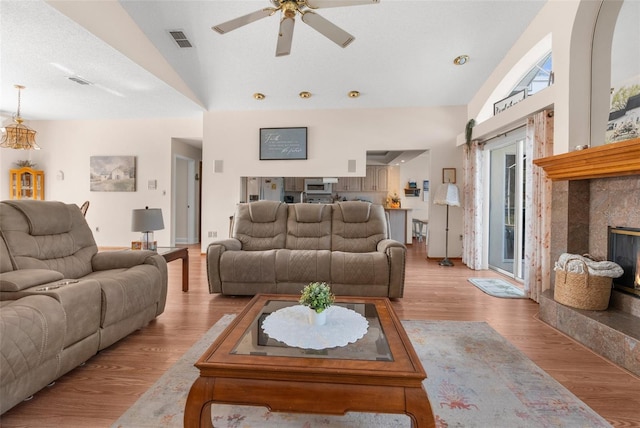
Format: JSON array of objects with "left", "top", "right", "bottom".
[{"left": 304, "top": 179, "right": 332, "bottom": 194}]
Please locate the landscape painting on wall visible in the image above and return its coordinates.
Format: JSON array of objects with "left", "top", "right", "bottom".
[{"left": 90, "top": 156, "right": 136, "bottom": 192}]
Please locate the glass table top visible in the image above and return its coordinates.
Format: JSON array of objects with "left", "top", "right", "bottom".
[{"left": 231, "top": 299, "right": 393, "bottom": 361}]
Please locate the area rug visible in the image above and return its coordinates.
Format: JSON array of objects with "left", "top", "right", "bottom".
[
  {"left": 113, "top": 316, "right": 610, "bottom": 428},
  {"left": 468, "top": 277, "right": 526, "bottom": 298}
]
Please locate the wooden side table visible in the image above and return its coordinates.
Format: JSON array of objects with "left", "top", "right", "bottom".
[{"left": 156, "top": 247, "right": 189, "bottom": 292}]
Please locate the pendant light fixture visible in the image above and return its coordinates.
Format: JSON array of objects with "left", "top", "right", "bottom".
[{"left": 1, "top": 85, "right": 40, "bottom": 150}]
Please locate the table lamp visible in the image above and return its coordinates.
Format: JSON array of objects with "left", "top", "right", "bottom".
[
  {"left": 434, "top": 183, "right": 460, "bottom": 266},
  {"left": 131, "top": 207, "right": 164, "bottom": 251}
]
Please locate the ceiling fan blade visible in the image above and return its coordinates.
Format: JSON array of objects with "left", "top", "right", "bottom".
[
  {"left": 212, "top": 8, "right": 276, "bottom": 34},
  {"left": 301, "top": 11, "right": 354, "bottom": 48},
  {"left": 305, "top": 0, "right": 379, "bottom": 9},
  {"left": 276, "top": 16, "right": 295, "bottom": 57}
]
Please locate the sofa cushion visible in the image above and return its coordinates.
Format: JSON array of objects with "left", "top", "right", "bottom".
[
  {"left": 233, "top": 201, "right": 287, "bottom": 251},
  {"left": 286, "top": 204, "right": 332, "bottom": 250},
  {"left": 0, "top": 201, "right": 98, "bottom": 279},
  {"left": 0, "top": 232, "right": 14, "bottom": 273},
  {"left": 84, "top": 265, "right": 162, "bottom": 328},
  {"left": 275, "top": 249, "right": 332, "bottom": 283},
  {"left": 0, "top": 295, "right": 66, "bottom": 414},
  {"left": 220, "top": 250, "right": 277, "bottom": 284},
  {"left": 3, "top": 200, "right": 72, "bottom": 236},
  {"left": 330, "top": 251, "right": 389, "bottom": 286},
  {"left": 331, "top": 201, "right": 387, "bottom": 253}
]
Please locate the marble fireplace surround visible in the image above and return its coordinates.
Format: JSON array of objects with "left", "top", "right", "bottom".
[{"left": 534, "top": 138, "right": 640, "bottom": 376}]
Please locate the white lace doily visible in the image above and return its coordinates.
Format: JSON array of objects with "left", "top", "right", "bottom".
[{"left": 261, "top": 305, "right": 369, "bottom": 350}]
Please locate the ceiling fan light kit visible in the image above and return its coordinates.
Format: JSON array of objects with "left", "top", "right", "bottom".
[{"left": 212, "top": 0, "right": 379, "bottom": 57}]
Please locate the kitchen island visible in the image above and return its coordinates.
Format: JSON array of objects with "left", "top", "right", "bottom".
[{"left": 384, "top": 207, "right": 411, "bottom": 244}]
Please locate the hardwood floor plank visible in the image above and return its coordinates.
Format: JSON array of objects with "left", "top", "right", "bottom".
[{"left": 1, "top": 242, "right": 639, "bottom": 427}]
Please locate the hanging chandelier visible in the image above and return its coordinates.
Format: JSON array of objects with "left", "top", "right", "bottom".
[{"left": 1, "top": 85, "right": 40, "bottom": 150}]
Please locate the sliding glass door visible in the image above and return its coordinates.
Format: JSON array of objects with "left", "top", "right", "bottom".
[{"left": 487, "top": 130, "right": 526, "bottom": 280}]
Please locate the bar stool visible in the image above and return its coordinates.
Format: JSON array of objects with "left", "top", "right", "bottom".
[{"left": 412, "top": 218, "right": 428, "bottom": 242}]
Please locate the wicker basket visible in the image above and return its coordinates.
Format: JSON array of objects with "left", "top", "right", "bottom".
[{"left": 554, "top": 258, "right": 612, "bottom": 310}]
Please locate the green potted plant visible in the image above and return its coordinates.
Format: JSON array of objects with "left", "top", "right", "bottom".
[{"left": 299, "top": 282, "right": 335, "bottom": 325}]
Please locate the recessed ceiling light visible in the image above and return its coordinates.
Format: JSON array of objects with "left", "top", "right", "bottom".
[
  {"left": 348, "top": 90, "right": 360, "bottom": 98},
  {"left": 253, "top": 93, "right": 265, "bottom": 100},
  {"left": 299, "top": 91, "right": 312, "bottom": 99},
  {"left": 453, "top": 55, "right": 469, "bottom": 66}
]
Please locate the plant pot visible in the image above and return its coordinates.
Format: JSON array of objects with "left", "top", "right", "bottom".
[{"left": 308, "top": 308, "right": 327, "bottom": 326}]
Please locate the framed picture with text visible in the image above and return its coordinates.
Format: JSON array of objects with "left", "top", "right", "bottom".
[{"left": 260, "top": 127, "right": 308, "bottom": 160}]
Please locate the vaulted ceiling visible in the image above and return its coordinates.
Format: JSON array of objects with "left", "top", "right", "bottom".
[{"left": 1, "top": 1, "right": 546, "bottom": 121}]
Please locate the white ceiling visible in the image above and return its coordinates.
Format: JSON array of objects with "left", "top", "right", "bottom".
[{"left": 0, "top": 0, "right": 547, "bottom": 122}]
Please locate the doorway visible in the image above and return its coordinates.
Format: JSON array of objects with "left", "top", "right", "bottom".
[
  {"left": 486, "top": 128, "right": 526, "bottom": 280},
  {"left": 174, "top": 156, "right": 198, "bottom": 245}
]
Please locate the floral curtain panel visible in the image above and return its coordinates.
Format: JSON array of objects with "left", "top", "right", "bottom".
[
  {"left": 462, "top": 141, "right": 484, "bottom": 270},
  {"left": 524, "top": 110, "right": 554, "bottom": 302}
]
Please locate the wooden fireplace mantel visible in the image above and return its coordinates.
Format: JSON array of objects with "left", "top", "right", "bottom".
[{"left": 533, "top": 138, "right": 640, "bottom": 180}]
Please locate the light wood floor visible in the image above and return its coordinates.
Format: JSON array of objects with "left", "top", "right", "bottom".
[{"left": 2, "top": 242, "right": 640, "bottom": 427}]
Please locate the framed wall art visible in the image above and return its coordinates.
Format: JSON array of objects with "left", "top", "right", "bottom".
[
  {"left": 442, "top": 168, "right": 456, "bottom": 184},
  {"left": 259, "top": 127, "right": 307, "bottom": 160},
  {"left": 90, "top": 156, "right": 136, "bottom": 192},
  {"left": 494, "top": 89, "right": 527, "bottom": 115}
]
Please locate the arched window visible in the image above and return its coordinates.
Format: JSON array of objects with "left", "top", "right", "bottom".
[{"left": 510, "top": 52, "right": 552, "bottom": 97}]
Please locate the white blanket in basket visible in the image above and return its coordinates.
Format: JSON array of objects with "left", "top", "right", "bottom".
[{"left": 554, "top": 253, "right": 623, "bottom": 278}]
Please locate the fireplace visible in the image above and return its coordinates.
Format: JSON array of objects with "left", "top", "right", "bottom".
[{"left": 608, "top": 227, "right": 640, "bottom": 297}]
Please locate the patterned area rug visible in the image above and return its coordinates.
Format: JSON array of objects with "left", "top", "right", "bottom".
[
  {"left": 113, "top": 316, "right": 610, "bottom": 428},
  {"left": 468, "top": 277, "right": 526, "bottom": 298}
]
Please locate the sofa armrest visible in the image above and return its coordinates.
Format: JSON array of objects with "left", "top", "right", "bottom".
[
  {"left": 206, "top": 239, "right": 241, "bottom": 293},
  {"left": 91, "top": 250, "right": 158, "bottom": 271},
  {"left": 377, "top": 239, "right": 406, "bottom": 298},
  {"left": 377, "top": 239, "right": 406, "bottom": 253},
  {"left": 0, "top": 269, "right": 64, "bottom": 292}
]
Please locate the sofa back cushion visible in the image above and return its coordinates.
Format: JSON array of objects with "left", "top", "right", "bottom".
[
  {"left": 286, "top": 203, "right": 332, "bottom": 250},
  {"left": 331, "top": 201, "right": 387, "bottom": 252},
  {"left": 233, "top": 201, "right": 287, "bottom": 250},
  {"left": 0, "top": 200, "right": 98, "bottom": 278},
  {"left": 0, "top": 231, "right": 14, "bottom": 273}
]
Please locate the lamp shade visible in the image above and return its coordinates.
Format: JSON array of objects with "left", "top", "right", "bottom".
[
  {"left": 434, "top": 183, "right": 461, "bottom": 207},
  {"left": 131, "top": 207, "right": 164, "bottom": 232}
]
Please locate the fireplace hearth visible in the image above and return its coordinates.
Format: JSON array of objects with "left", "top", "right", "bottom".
[{"left": 608, "top": 227, "right": 640, "bottom": 297}]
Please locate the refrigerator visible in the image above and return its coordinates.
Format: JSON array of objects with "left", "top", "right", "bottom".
[{"left": 247, "top": 177, "right": 284, "bottom": 202}]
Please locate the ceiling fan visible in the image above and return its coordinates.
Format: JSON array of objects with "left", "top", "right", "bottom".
[{"left": 212, "top": 0, "right": 379, "bottom": 57}]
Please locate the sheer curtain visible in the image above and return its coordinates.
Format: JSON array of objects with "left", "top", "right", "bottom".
[
  {"left": 524, "top": 110, "right": 554, "bottom": 302},
  {"left": 462, "top": 141, "right": 484, "bottom": 270}
]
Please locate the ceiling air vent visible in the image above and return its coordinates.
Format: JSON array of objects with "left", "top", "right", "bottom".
[
  {"left": 169, "top": 30, "right": 192, "bottom": 48},
  {"left": 68, "top": 76, "right": 93, "bottom": 85}
]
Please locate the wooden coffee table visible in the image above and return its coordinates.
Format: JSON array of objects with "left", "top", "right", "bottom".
[{"left": 184, "top": 294, "right": 435, "bottom": 427}]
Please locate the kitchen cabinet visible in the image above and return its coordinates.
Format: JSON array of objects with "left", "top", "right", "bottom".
[
  {"left": 334, "top": 177, "right": 361, "bottom": 192},
  {"left": 363, "top": 166, "right": 388, "bottom": 192},
  {"left": 284, "top": 177, "right": 305, "bottom": 192},
  {"left": 9, "top": 167, "right": 44, "bottom": 200}
]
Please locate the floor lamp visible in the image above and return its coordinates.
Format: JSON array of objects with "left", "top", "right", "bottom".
[{"left": 434, "top": 183, "right": 461, "bottom": 266}]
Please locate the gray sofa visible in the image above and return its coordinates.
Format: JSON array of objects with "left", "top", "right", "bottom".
[
  {"left": 0, "top": 200, "right": 167, "bottom": 414},
  {"left": 206, "top": 200, "right": 406, "bottom": 298}
]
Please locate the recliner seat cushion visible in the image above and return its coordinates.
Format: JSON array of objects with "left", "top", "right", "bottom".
[{"left": 331, "top": 251, "right": 389, "bottom": 286}]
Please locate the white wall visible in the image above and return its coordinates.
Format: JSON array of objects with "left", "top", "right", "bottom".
[
  {"left": 201, "top": 106, "right": 467, "bottom": 258},
  {"left": 0, "top": 117, "right": 202, "bottom": 247}
]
